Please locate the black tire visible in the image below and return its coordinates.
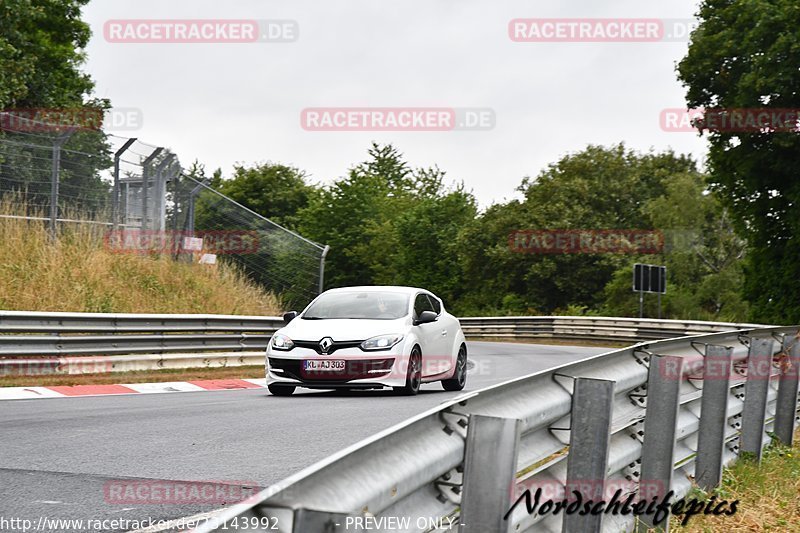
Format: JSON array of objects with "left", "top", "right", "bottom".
[
  {"left": 442, "top": 345, "right": 467, "bottom": 391},
  {"left": 268, "top": 384, "right": 295, "bottom": 396},
  {"left": 394, "top": 347, "right": 422, "bottom": 396}
]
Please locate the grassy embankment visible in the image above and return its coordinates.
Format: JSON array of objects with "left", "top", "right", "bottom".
[
  {"left": 0, "top": 200, "right": 280, "bottom": 385},
  {"left": 0, "top": 206, "right": 281, "bottom": 314}
]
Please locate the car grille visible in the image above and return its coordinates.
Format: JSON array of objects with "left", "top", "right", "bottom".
[
  {"left": 291, "top": 340, "right": 363, "bottom": 355},
  {"left": 269, "top": 357, "right": 395, "bottom": 382}
]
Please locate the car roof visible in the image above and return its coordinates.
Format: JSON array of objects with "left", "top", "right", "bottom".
[{"left": 323, "top": 285, "right": 427, "bottom": 296}]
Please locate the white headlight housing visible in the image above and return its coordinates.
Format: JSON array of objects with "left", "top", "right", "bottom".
[
  {"left": 271, "top": 333, "right": 294, "bottom": 351},
  {"left": 360, "top": 334, "right": 404, "bottom": 351}
]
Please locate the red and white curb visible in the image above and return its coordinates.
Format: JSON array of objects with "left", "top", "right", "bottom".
[{"left": 0, "top": 378, "right": 267, "bottom": 400}]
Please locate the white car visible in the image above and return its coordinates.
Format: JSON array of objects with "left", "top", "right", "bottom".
[{"left": 266, "top": 286, "right": 467, "bottom": 396}]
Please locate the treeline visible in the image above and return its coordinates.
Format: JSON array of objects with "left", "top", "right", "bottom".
[{"left": 188, "top": 142, "right": 749, "bottom": 321}]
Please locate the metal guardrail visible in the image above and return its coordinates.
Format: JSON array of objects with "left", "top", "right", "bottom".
[
  {"left": 195, "top": 325, "right": 800, "bottom": 533},
  {"left": 0, "top": 312, "right": 768, "bottom": 376},
  {"left": 0, "top": 311, "right": 764, "bottom": 358},
  {"left": 0, "top": 311, "right": 283, "bottom": 357},
  {"left": 459, "top": 316, "right": 765, "bottom": 343}
]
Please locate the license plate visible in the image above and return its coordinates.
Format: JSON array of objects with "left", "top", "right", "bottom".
[{"left": 303, "top": 360, "right": 345, "bottom": 371}]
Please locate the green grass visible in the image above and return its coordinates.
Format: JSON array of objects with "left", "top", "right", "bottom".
[{"left": 671, "top": 430, "right": 800, "bottom": 532}]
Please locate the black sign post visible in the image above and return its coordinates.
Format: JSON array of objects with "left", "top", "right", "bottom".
[{"left": 633, "top": 263, "right": 667, "bottom": 318}]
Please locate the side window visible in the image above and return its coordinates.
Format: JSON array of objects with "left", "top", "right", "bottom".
[
  {"left": 428, "top": 295, "right": 442, "bottom": 315},
  {"left": 414, "top": 293, "right": 435, "bottom": 318}
]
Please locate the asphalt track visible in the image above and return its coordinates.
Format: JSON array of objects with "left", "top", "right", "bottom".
[{"left": 0, "top": 341, "right": 607, "bottom": 532}]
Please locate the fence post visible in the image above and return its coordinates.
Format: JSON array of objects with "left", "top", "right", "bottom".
[
  {"left": 319, "top": 245, "right": 330, "bottom": 294},
  {"left": 774, "top": 335, "right": 800, "bottom": 446},
  {"left": 49, "top": 129, "right": 75, "bottom": 237},
  {"left": 695, "top": 345, "right": 733, "bottom": 491},
  {"left": 154, "top": 154, "right": 176, "bottom": 232},
  {"left": 637, "top": 355, "right": 683, "bottom": 532},
  {"left": 187, "top": 178, "right": 210, "bottom": 237},
  {"left": 112, "top": 138, "right": 136, "bottom": 229},
  {"left": 141, "top": 148, "right": 163, "bottom": 231},
  {"left": 460, "top": 414, "right": 521, "bottom": 533},
  {"left": 562, "top": 377, "right": 615, "bottom": 533},
  {"left": 740, "top": 338, "right": 775, "bottom": 462}
]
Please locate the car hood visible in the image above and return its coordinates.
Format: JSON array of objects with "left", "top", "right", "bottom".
[{"left": 279, "top": 317, "right": 409, "bottom": 342}]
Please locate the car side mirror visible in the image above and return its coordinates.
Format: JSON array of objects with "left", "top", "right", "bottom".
[
  {"left": 283, "top": 311, "right": 298, "bottom": 325},
  {"left": 415, "top": 310, "right": 438, "bottom": 325}
]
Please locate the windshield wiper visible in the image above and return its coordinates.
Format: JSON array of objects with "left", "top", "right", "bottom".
[{"left": 301, "top": 316, "right": 326, "bottom": 320}]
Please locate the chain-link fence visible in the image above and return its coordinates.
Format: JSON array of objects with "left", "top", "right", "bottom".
[
  {"left": 0, "top": 112, "right": 110, "bottom": 224},
  {"left": 168, "top": 175, "right": 328, "bottom": 305},
  {"left": 0, "top": 110, "right": 328, "bottom": 306}
]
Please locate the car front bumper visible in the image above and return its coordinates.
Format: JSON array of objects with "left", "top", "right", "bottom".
[{"left": 266, "top": 350, "right": 409, "bottom": 389}]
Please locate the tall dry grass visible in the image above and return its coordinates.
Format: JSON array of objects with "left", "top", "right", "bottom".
[{"left": 0, "top": 199, "right": 282, "bottom": 315}]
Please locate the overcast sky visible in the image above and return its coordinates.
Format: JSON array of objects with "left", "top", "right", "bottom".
[{"left": 82, "top": 0, "right": 708, "bottom": 207}]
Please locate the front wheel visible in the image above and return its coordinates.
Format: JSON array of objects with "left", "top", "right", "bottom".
[
  {"left": 268, "top": 384, "right": 295, "bottom": 396},
  {"left": 394, "top": 347, "right": 422, "bottom": 396},
  {"left": 441, "top": 345, "right": 467, "bottom": 391}
]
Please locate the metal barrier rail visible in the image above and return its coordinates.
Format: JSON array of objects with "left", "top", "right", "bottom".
[
  {"left": 195, "top": 325, "right": 800, "bottom": 533},
  {"left": 0, "top": 311, "right": 283, "bottom": 357},
  {"left": 0, "top": 311, "right": 764, "bottom": 359},
  {"left": 459, "top": 316, "right": 764, "bottom": 343},
  {"left": 0, "top": 310, "right": 284, "bottom": 334}
]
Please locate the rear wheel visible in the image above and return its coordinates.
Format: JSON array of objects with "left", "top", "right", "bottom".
[
  {"left": 442, "top": 345, "right": 467, "bottom": 391},
  {"left": 268, "top": 384, "right": 295, "bottom": 396},
  {"left": 394, "top": 347, "right": 422, "bottom": 396}
]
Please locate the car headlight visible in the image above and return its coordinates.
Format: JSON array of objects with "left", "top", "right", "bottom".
[
  {"left": 360, "top": 334, "right": 404, "bottom": 351},
  {"left": 271, "top": 333, "right": 294, "bottom": 351}
]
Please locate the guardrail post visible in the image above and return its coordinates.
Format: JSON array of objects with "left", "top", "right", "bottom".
[
  {"left": 695, "top": 345, "right": 733, "bottom": 491},
  {"left": 460, "top": 414, "right": 521, "bottom": 533},
  {"left": 562, "top": 378, "right": 615, "bottom": 533},
  {"left": 774, "top": 336, "right": 800, "bottom": 446},
  {"left": 740, "top": 338, "right": 774, "bottom": 462},
  {"left": 637, "top": 355, "right": 683, "bottom": 533}
]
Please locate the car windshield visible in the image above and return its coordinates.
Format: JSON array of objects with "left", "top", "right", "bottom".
[{"left": 302, "top": 291, "right": 410, "bottom": 320}]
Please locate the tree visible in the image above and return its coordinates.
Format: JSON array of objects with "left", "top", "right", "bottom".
[
  {"left": 0, "top": 0, "right": 111, "bottom": 216},
  {"left": 0, "top": 0, "right": 95, "bottom": 109},
  {"left": 455, "top": 144, "right": 699, "bottom": 315},
  {"left": 295, "top": 142, "right": 480, "bottom": 302},
  {"left": 677, "top": 0, "right": 800, "bottom": 323},
  {"left": 373, "top": 182, "right": 477, "bottom": 306},
  {"left": 298, "top": 143, "right": 416, "bottom": 289},
  {"left": 214, "top": 163, "right": 315, "bottom": 229},
  {"left": 603, "top": 172, "right": 748, "bottom": 321}
]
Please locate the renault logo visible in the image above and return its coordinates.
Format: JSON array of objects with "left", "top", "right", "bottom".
[{"left": 319, "top": 337, "right": 334, "bottom": 354}]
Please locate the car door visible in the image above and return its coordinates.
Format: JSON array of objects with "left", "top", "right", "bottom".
[
  {"left": 413, "top": 293, "right": 451, "bottom": 377},
  {"left": 427, "top": 293, "right": 459, "bottom": 373}
]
